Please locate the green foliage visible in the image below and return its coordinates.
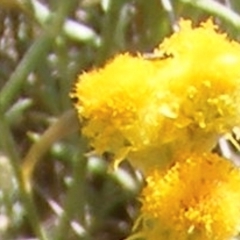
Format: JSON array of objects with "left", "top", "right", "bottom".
[{"left": 0, "top": 0, "right": 240, "bottom": 239}]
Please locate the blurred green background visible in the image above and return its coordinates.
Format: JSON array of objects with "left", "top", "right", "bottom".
[{"left": 0, "top": 0, "right": 240, "bottom": 239}]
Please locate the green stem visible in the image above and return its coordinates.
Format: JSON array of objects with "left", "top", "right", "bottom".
[
  {"left": 160, "top": 0, "right": 179, "bottom": 32},
  {"left": 0, "top": 0, "right": 86, "bottom": 113},
  {"left": 21, "top": 0, "right": 99, "bottom": 44},
  {"left": 0, "top": 1, "right": 86, "bottom": 239},
  {"left": 181, "top": 0, "right": 240, "bottom": 28},
  {"left": 22, "top": 110, "right": 79, "bottom": 189},
  {"left": 96, "top": 0, "right": 127, "bottom": 64},
  {"left": 21, "top": 0, "right": 82, "bottom": 189},
  {"left": 0, "top": 110, "right": 49, "bottom": 240},
  {"left": 55, "top": 155, "right": 89, "bottom": 240},
  {"left": 55, "top": 37, "right": 72, "bottom": 110},
  {"left": 0, "top": 34, "right": 53, "bottom": 112}
]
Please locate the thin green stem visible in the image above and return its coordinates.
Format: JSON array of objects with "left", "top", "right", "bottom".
[
  {"left": 21, "top": 0, "right": 99, "bottom": 44},
  {"left": 96, "top": 0, "right": 126, "bottom": 64},
  {"left": 55, "top": 37, "right": 72, "bottom": 110},
  {"left": 55, "top": 155, "right": 89, "bottom": 240},
  {"left": 0, "top": 1, "right": 86, "bottom": 239},
  {"left": 21, "top": 0, "right": 82, "bottom": 189},
  {"left": 0, "top": 34, "right": 53, "bottom": 112},
  {"left": 22, "top": 110, "right": 79, "bottom": 189},
  {"left": 160, "top": 0, "right": 179, "bottom": 32},
  {"left": 0, "top": 110, "right": 49, "bottom": 240},
  {"left": 181, "top": 0, "right": 240, "bottom": 28}
]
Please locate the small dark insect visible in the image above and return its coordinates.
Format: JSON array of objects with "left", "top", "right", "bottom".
[
  {"left": 70, "top": 96, "right": 79, "bottom": 104},
  {"left": 143, "top": 52, "right": 174, "bottom": 60}
]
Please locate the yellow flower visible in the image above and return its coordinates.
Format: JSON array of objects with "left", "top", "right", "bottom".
[
  {"left": 134, "top": 153, "right": 240, "bottom": 240},
  {"left": 129, "top": 19, "right": 240, "bottom": 171},
  {"left": 71, "top": 54, "right": 162, "bottom": 160},
  {"left": 71, "top": 19, "right": 240, "bottom": 171},
  {"left": 153, "top": 19, "right": 240, "bottom": 137}
]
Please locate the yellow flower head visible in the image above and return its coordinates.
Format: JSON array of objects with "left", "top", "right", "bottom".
[
  {"left": 71, "top": 19, "right": 240, "bottom": 171},
  {"left": 71, "top": 54, "right": 162, "bottom": 159},
  {"left": 153, "top": 19, "right": 240, "bottom": 137},
  {"left": 136, "top": 153, "right": 240, "bottom": 240}
]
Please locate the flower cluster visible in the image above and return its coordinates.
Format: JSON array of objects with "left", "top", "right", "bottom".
[
  {"left": 139, "top": 153, "right": 240, "bottom": 240},
  {"left": 72, "top": 19, "right": 240, "bottom": 171},
  {"left": 71, "top": 19, "right": 240, "bottom": 240}
]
